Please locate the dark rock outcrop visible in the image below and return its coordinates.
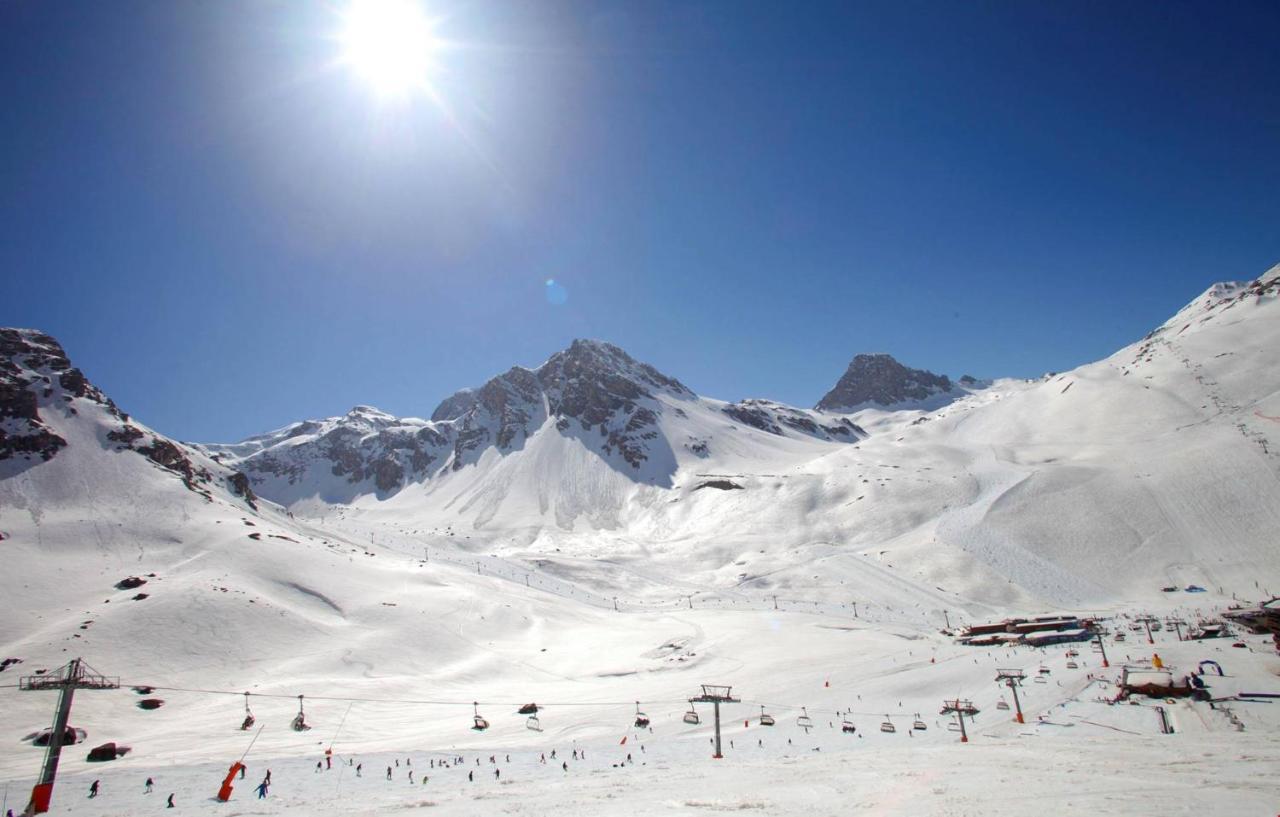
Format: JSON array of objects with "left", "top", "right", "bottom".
[
  {"left": 816, "top": 354, "right": 952, "bottom": 411},
  {"left": 722, "top": 399, "right": 865, "bottom": 441}
]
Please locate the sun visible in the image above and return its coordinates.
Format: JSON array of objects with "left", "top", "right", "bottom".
[{"left": 340, "top": 0, "right": 437, "bottom": 95}]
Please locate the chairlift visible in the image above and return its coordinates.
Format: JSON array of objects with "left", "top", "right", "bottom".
[
  {"left": 634, "top": 702, "right": 650, "bottom": 729},
  {"left": 683, "top": 701, "right": 701, "bottom": 726},
  {"left": 1033, "top": 676, "right": 1047, "bottom": 684},
  {"left": 996, "top": 699, "right": 1010, "bottom": 711},
  {"left": 947, "top": 721, "right": 963, "bottom": 732},
  {"left": 841, "top": 719, "right": 856, "bottom": 734},
  {"left": 759, "top": 706, "right": 775, "bottom": 727},
  {"left": 1114, "top": 632, "right": 1126, "bottom": 642},
  {"left": 472, "top": 702, "right": 490, "bottom": 732},
  {"left": 912, "top": 713, "right": 927, "bottom": 731},
  {"left": 1065, "top": 650, "right": 1078, "bottom": 658},
  {"left": 796, "top": 707, "right": 813, "bottom": 731},
  {"left": 1066, "top": 660, "right": 1079, "bottom": 669},
  {"left": 879, "top": 715, "right": 896, "bottom": 734},
  {"left": 291, "top": 695, "right": 310, "bottom": 732},
  {"left": 240, "top": 692, "right": 255, "bottom": 731},
  {"left": 1037, "top": 666, "right": 1051, "bottom": 675},
  {"left": 526, "top": 714, "right": 542, "bottom": 732}
]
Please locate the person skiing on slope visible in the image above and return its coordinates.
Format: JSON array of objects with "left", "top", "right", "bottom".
[
  {"left": 145, "top": 777, "right": 154, "bottom": 793},
  {"left": 89, "top": 780, "right": 100, "bottom": 798},
  {"left": 255, "top": 780, "right": 268, "bottom": 799},
  {"left": 166, "top": 793, "right": 175, "bottom": 808}
]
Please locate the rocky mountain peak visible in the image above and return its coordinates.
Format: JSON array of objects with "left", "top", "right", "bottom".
[
  {"left": 816, "top": 353, "right": 952, "bottom": 411},
  {"left": 537, "top": 339, "right": 691, "bottom": 398}
]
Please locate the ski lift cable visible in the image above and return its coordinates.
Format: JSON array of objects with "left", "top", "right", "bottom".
[{"left": 113, "top": 682, "right": 689, "bottom": 708}]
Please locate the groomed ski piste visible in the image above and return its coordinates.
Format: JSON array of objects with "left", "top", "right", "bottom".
[{"left": 1, "top": 264, "right": 1279, "bottom": 816}]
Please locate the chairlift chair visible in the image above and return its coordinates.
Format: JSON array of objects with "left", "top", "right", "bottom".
[
  {"left": 841, "top": 719, "right": 856, "bottom": 734},
  {"left": 879, "top": 715, "right": 896, "bottom": 734},
  {"left": 240, "top": 692, "right": 255, "bottom": 731},
  {"left": 796, "top": 707, "right": 813, "bottom": 731},
  {"left": 1038, "top": 666, "right": 1051, "bottom": 675},
  {"left": 634, "top": 702, "right": 650, "bottom": 729},
  {"left": 526, "top": 714, "right": 542, "bottom": 732},
  {"left": 291, "top": 695, "right": 310, "bottom": 732},
  {"left": 759, "top": 706, "right": 775, "bottom": 727},
  {"left": 472, "top": 702, "right": 490, "bottom": 731},
  {"left": 683, "top": 701, "right": 700, "bottom": 725},
  {"left": 996, "top": 699, "right": 1010, "bottom": 711},
  {"left": 912, "top": 713, "right": 927, "bottom": 731},
  {"left": 1066, "top": 660, "right": 1079, "bottom": 669},
  {"left": 1033, "top": 676, "right": 1047, "bottom": 684},
  {"left": 947, "top": 721, "right": 963, "bottom": 732}
]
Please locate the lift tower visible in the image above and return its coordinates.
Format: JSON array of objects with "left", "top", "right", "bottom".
[
  {"left": 692, "top": 685, "right": 740, "bottom": 759},
  {"left": 20, "top": 659, "right": 119, "bottom": 814}
]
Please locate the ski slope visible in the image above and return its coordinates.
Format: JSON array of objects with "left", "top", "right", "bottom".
[{"left": 1, "top": 264, "right": 1279, "bottom": 815}]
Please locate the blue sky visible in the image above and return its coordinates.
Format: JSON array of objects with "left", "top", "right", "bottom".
[{"left": 2, "top": 1, "right": 1277, "bottom": 442}]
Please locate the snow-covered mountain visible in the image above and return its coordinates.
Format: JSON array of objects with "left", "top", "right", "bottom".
[
  {"left": 198, "top": 339, "right": 865, "bottom": 508},
  {"left": 0, "top": 328, "right": 258, "bottom": 506}
]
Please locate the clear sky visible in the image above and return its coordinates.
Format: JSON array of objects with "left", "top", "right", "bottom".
[{"left": 2, "top": 1, "right": 1277, "bottom": 442}]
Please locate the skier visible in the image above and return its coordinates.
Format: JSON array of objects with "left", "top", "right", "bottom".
[
  {"left": 356, "top": 763, "right": 362, "bottom": 777},
  {"left": 494, "top": 768, "right": 500, "bottom": 780},
  {"left": 166, "top": 793, "right": 175, "bottom": 808},
  {"left": 145, "top": 777, "right": 154, "bottom": 793},
  {"left": 408, "top": 771, "right": 414, "bottom": 784},
  {"left": 265, "top": 770, "right": 272, "bottom": 784},
  {"left": 255, "top": 780, "right": 269, "bottom": 799},
  {"left": 468, "top": 770, "right": 474, "bottom": 782},
  {"left": 89, "top": 780, "right": 100, "bottom": 798},
  {"left": 562, "top": 761, "right": 568, "bottom": 772},
  {"left": 315, "top": 761, "right": 323, "bottom": 773},
  {"left": 386, "top": 766, "right": 392, "bottom": 780},
  {"left": 326, "top": 748, "right": 333, "bottom": 769}
]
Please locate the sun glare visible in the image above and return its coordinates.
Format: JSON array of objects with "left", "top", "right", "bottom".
[{"left": 341, "top": 0, "right": 437, "bottom": 95}]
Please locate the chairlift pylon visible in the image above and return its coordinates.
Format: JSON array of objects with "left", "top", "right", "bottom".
[
  {"left": 683, "top": 701, "right": 700, "bottom": 725},
  {"left": 472, "top": 702, "right": 489, "bottom": 731},
  {"left": 291, "top": 694, "right": 310, "bottom": 732},
  {"left": 759, "top": 705, "right": 775, "bottom": 727},
  {"left": 240, "top": 691, "right": 255, "bottom": 731}
]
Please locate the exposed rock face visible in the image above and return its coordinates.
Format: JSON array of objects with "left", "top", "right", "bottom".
[
  {"left": 722, "top": 399, "right": 865, "bottom": 441},
  {"left": 816, "top": 354, "right": 953, "bottom": 411},
  {"left": 0, "top": 329, "right": 74, "bottom": 463}
]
